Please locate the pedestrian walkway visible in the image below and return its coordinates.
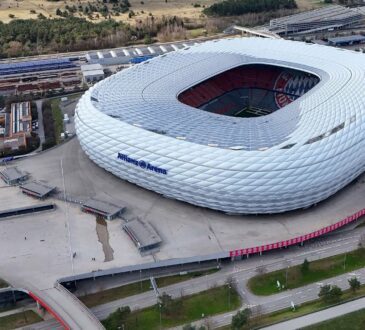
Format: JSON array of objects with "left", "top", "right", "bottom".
[{"left": 262, "top": 296, "right": 365, "bottom": 330}]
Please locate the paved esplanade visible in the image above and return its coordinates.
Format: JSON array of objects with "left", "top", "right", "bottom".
[
  {"left": 262, "top": 297, "right": 365, "bottom": 330},
  {"left": 29, "top": 228, "right": 364, "bottom": 329}
]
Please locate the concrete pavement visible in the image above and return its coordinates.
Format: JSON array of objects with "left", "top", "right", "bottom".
[{"left": 27, "top": 227, "right": 365, "bottom": 329}]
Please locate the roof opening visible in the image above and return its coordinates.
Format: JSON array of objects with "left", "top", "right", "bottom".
[{"left": 178, "top": 64, "right": 319, "bottom": 118}]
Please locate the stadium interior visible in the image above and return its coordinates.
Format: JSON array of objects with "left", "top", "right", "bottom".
[{"left": 178, "top": 64, "right": 319, "bottom": 118}]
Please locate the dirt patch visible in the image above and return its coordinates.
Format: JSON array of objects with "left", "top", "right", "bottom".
[{"left": 96, "top": 217, "right": 114, "bottom": 262}]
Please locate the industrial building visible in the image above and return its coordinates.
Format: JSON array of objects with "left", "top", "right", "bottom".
[
  {"left": 0, "top": 102, "right": 32, "bottom": 152},
  {"left": 328, "top": 34, "right": 365, "bottom": 46},
  {"left": 0, "top": 58, "right": 76, "bottom": 76},
  {"left": 76, "top": 38, "right": 365, "bottom": 214},
  {"left": 269, "top": 5, "right": 365, "bottom": 35},
  {"left": 122, "top": 220, "right": 162, "bottom": 252},
  {"left": 81, "top": 199, "right": 124, "bottom": 220},
  {"left": 20, "top": 181, "right": 56, "bottom": 199},
  {"left": 0, "top": 167, "right": 27, "bottom": 185},
  {"left": 81, "top": 64, "right": 105, "bottom": 84},
  {"left": 84, "top": 42, "right": 195, "bottom": 66}
]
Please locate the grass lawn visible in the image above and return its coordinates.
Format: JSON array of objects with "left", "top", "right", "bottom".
[
  {"left": 0, "top": 310, "right": 42, "bottom": 330},
  {"left": 248, "top": 248, "right": 365, "bottom": 296},
  {"left": 103, "top": 285, "right": 240, "bottom": 330},
  {"left": 220, "top": 285, "right": 365, "bottom": 330},
  {"left": 80, "top": 269, "right": 219, "bottom": 308},
  {"left": 50, "top": 98, "right": 64, "bottom": 144},
  {"left": 303, "top": 308, "right": 365, "bottom": 330}
]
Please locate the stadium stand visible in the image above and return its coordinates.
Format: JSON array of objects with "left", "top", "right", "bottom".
[{"left": 178, "top": 64, "right": 319, "bottom": 117}]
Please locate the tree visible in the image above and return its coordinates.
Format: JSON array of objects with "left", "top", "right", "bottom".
[
  {"left": 231, "top": 308, "right": 251, "bottom": 330},
  {"left": 301, "top": 258, "right": 310, "bottom": 274},
  {"left": 358, "top": 234, "right": 365, "bottom": 248},
  {"left": 318, "top": 284, "right": 343, "bottom": 303},
  {"left": 255, "top": 264, "right": 267, "bottom": 275},
  {"left": 102, "top": 306, "right": 131, "bottom": 329},
  {"left": 348, "top": 277, "right": 361, "bottom": 293},
  {"left": 159, "top": 292, "right": 182, "bottom": 316},
  {"left": 204, "top": 0, "right": 297, "bottom": 17}
]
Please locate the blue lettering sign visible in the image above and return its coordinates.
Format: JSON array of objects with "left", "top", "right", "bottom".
[{"left": 117, "top": 153, "right": 168, "bottom": 175}]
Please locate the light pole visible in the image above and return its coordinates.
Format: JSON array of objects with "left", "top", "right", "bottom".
[
  {"left": 286, "top": 266, "right": 289, "bottom": 289},
  {"left": 61, "top": 159, "right": 74, "bottom": 275},
  {"left": 159, "top": 303, "right": 162, "bottom": 330},
  {"left": 343, "top": 253, "right": 347, "bottom": 270},
  {"left": 140, "top": 269, "right": 142, "bottom": 291}
]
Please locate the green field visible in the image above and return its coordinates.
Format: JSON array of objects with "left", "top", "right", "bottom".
[
  {"left": 303, "top": 308, "right": 365, "bottom": 330},
  {"left": 219, "top": 286, "right": 365, "bottom": 330},
  {"left": 0, "top": 310, "right": 42, "bottom": 330},
  {"left": 50, "top": 98, "right": 64, "bottom": 145},
  {"left": 248, "top": 248, "right": 365, "bottom": 296},
  {"left": 79, "top": 269, "right": 219, "bottom": 308},
  {"left": 103, "top": 285, "right": 240, "bottom": 330}
]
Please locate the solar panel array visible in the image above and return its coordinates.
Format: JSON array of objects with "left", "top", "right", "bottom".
[{"left": 0, "top": 58, "right": 76, "bottom": 76}]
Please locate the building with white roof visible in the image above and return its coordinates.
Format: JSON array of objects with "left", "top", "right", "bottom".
[{"left": 75, "top": 38, "right": 365, "bottom": 214}]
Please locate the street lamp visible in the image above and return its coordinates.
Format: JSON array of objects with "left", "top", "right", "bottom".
[
  {"left": 159, "top": 303, "right": 162, "bottom": 330},
  {"left": 286, "top": 266, "right": 289, "bottom": 289}
]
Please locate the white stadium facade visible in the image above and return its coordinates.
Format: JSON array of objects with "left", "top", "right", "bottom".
[{"left": 75, "top": 38, "right": 365, "bottom": 214}]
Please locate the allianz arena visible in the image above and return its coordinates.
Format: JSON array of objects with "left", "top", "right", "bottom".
[{"left": 75, "top": 38, "right": 365, "bottom": 214}]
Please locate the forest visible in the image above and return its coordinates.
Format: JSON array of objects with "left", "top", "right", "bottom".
[
  {"left": 0, "top": 16, "right": 185, "bottom": 58},
  {"left": 204, "top": 0, "right": 297, "bottom": 16}
]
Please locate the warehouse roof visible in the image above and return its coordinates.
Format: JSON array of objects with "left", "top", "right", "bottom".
[
  {"left": 20, "top": 181, "right": 56, "bottom": 198},
  {"left": 0, "top": 167, "right": 27, "bottom": 183},
  {"left": 123, "top": 220, "right": 162, "bottom": 250},
  {"left": 82, "top": 199, "right": 124, "bottom": 216}
]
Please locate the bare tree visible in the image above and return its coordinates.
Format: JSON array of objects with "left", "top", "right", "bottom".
[
  {"left": 255, "top": 265, "right": 267, "bottom": 275},
  {"left": 203, "top": 316, "right": 214, "bottom": 330},
  {"left": 358, "top": 233, "right": 365, "bottom": 248}
]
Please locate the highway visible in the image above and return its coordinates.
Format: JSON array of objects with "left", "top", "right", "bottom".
[{"left": 27, "top": 226, "right": 365, "bottom": 329}]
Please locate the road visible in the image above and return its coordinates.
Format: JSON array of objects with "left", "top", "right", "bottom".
[
  {"left": 18, "top": 283, "right": 104, "bottom": 330},
  {"left": 262, "top": 296, "right": 365, "bottom": 330},
  {"left": 28, "top": 226, "right": 365, "bottom": 329}
]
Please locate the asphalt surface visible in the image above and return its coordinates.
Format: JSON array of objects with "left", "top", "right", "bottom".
[
  {"left": 27, "top": 226, "right": 365, "bottom": 329},
  {"left": 262, "top": 297, "right": 365, "bottom": 330}
]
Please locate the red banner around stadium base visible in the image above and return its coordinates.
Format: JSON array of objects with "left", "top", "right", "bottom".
[{"left": 229, "top": 208, "right": 365, "bottom": 258}]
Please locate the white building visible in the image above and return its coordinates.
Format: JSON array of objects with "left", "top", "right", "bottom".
[
  {"left": 75, "top": 38, "right": 365, "bottom": 214},
  {"left": 80, "top": 64, "right": 104, "bottom": 84}
]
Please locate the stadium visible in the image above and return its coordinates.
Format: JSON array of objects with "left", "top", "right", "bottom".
[{"left": 75, "top": 38, "right": 365, "bottom": 214}]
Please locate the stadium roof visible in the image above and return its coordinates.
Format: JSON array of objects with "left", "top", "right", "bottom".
[
  {"left": 84, "top": 37, "right": 365, "bottom": 151},
  {"left": 75, "top": 38, "right": 365, "bottom": 214}
]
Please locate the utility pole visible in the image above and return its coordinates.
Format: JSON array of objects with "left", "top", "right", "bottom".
[
  {"left": 159, "top": 303, "right": 162, "bottom": 330},
  {"left": 343, "top": 253, "right": 347, "bottom": 270},
  {"left": 140, "top": 269, "right": 142, "bottom": 291}
]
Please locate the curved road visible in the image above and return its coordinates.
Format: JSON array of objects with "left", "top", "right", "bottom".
[{"left": 28, "top": 227, "right": 364, "bottom": 329}]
